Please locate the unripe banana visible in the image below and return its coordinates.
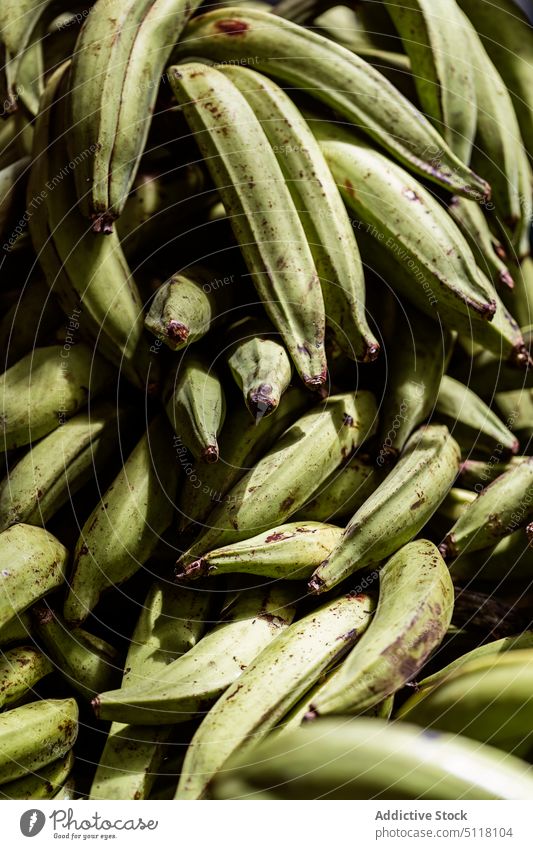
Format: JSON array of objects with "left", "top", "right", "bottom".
[
  {"left": 63, "top": 416, "right": 178, "bottom": 626},
  {"left": 397, "top": 650, "right": 533, "bottom": 754},
  {"left": 383, "top": 0, "right": 477, "bottom": 163},
  {"left": 309, "top": 539, "right": 453, "bottom": 716},
  {"left": 0, "top": 612, "right": 31, "bottom": 646},
  {"left": 33, "top": 604, "right": 121, "bottom": 698},
  {"left": 0, "top": 524, "right": 67, "bottom": 630},
  {"left": 435, "top": 375, "right": 519, "bottom": 457},
  {"left": 168, "top": 62, "right": 327, "bottom": 387},
  {"left": 226, "top": 317, "right": 292, "bottom": 419},
  {"left": 177, "top": 386, "right": 309, "bottom": 529},
  {"left": 441, "top": 457, "right": 533, "bottom": 558},
  {"left": 0, "top": 156, "right": 29, "bottom": 244},
  {"left": 52, "top": 776, "right": 75, "bottom": 800},
  {"left": 68, "top": 0, "right": 203, "bottom": 231},
  {"left": 435, "top": 486, "right": 477, "bottom": 524},
  {"left": 210, "top": 716, "right": 533, "bottom": 800},
  {"left": 0, "top": 345, "right": 111, "bottom": 451},
  {"left": 0, "top": 0, "right": 54, "bottom": 113},
  {"left": 496, "top": 387, "right": 533, "bottom": 443},
  {"left": 378, "top": 306, "right": 450, "bottom": 461},
  {"left": 0, "top": 698, "right": 78, "bottom": 784},
  {"left": 0, "top": 646, "right": 53, "bottom": 709},
  {"left": 459, "top": 456, "right": 529, "bottom": 491},
  {"left": 145, "top": 266, "right": 235, "bottom": 352},
  {"left": 309, "top": 425, "right": 460, "bottom": 594},
  {"left": 448, "top": 196, "right": 514, "bottom": 290},
  {"left": 0, "top": 750, "right": 74, "bottom": 800},
  {"left": 293, "top": 454, "right": 379, "bottom": 523},
  {"left": 177, "top": 391, "right": 377, "bottom": 567},
  {"left": 221, "top": 64, "right": 379, "bottom": 363},
  {"left": 176, "top": 592, "right": 374, "bottom": 798},
  {"left": 176, "top": 522, "right": 343, "bottom": 582},
  {"left": 174, "top": 8, "right": 489, "bottom": 199},
  {"left": 450, "top": 528, "right": 533, "bottom": 583},
  {"left": 95, "top": 585, "right": 297, "bottom": 725},
  {"left": 0, "top": 278, "right": 60, "bottom": 370},
  {"left": 0, "top": 403, "right": 121, "bottom": 531},
  {"left": 164, "top": 352, "right": 226, "bottom": 464}
]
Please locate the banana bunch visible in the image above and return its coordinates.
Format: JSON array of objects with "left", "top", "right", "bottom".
[{"left": 1, "top": 0, "right": 533, "bottom": 802}]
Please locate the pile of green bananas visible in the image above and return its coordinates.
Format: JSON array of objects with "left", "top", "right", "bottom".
[{"left": 1, "top": 0, "right": 533, "bottom": 801}]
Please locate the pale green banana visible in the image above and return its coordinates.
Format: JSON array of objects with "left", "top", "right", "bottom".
[
  {"left": 95, "top": 585, "right": 297, "bottom": 725},
  {"left": 176, "top": 521, "right": 343, "bottom": 582},
  {"left": 175, "top": 8, "right": 489, "bottom": 199},
  {"left": 435, "top": 486, "right": 477, "bottom": 524},
  {"left": 226, "top": 317, "right": 292, "bottom": 419},
  {"left": 63, "top": 416, "right": 178, "bottom": 626},
  {"left": 496, "top": 387, "right": 533, "bottom": 442},
  {"left": 210, "top": 716, "right": 533, "bottom": 800},
  {"left": 435, "top": 374, "right": 519, "bottom": 456},
  {"left": 168, "top": 62, "right": 327, "bottom": 387},
  {"left": 0, "top": 344, "right": 111, "bottom": 451},
  {"left": 0, "top": 524, "right": 67, "bottom": 630},
  {"left": 0, "top": 750, "right": 74, "bottom": 800},
  {"left": 68, "top": 0, "right": 203, "bottom": 231},
  {"left": 177, "top": 386, "right": 309, "bottom": 529},
  {"left": 176, "top": 591, "right": 374, "bottom": 798},
  {"left": 309, "top": 425, "right": 460, "bottom": 594},
  {"left": 459, "top": 456, "right": 529, "bottom": 491},
  {"left": 0, "top": 0, "right": 54, "bottom": 113},
  {"left": 0, "top": 278, "right": 60, "bottom": 370},
  {"left": 0, "top": 403, "right": 121, "bottom": 531},
  {"left": 441, "top": 457, "right": 533, "bottom": 558},
  {"left": 164, "top": 352, "right": 226, "bottom": 464},
  {"left": 0, "top": 646, "right": 53, "bottom": 709},
  {"left": 222, "top": 64, "right": 378, "bottom": 363},
  {"left": 450, "top": 528, "right": 533, "bottom": 583},
  {"left": 383, "top": 0, "right": 477, "bottom": 163},
  {"left": 448, "top": 196, "right": 514, "bottom": 290},
  {"left": 0, "top": 612, "right": 31, "bottom": 646},
  {"left": 293, "top": 454, "right": 379, "bottom": 523},
  {"left": 178, "top": 391, "right": 377, "bottom": 567},
  {"left": 0, "top": 698, "right": 78, "bottom": 784},
  {"left": 309, "top": 539, "right": 453, "bottom": 715}
]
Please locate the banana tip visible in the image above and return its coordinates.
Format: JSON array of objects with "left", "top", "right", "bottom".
[
  {"left": 91, "top": 212, "right": 115, "bottom": 235},
  {"left": 500, "top": 269, "right": 514, "bottom": 290},
  {"left": 308, "top": 572, "right": 326, "bottom": 594},
  {"left": 363, "top": 342, "right": 380, "bottom": 363},
  {"left": 202, "top": 445, "right": 219, "bottom": 464},
  {"left": 91, "top": 696, "right": 101, "bottom": 718},
  {"left": 175, "top": 558, "right": 208, "bottom": 582}
]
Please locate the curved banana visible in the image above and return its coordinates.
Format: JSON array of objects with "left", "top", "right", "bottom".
[
  {"left": 0, "top": 698, "right": 78, "bottom": 784},
  {"left": 68, "top": 0, "right": 203, "bottom": 231},
  {"left": 0, "top": 278, "right": 60, "bottom": 370},
  {"left": 221, "top": 64, "right": 379, "bottom": 362},
  {"left": 177, "top": 390, "right": 377, "bottom": 567},
  {"left": 450, "top": 528, "right": 533, "bottom": 583},
  {"left": 0, "top": 750, "right": 74, "bottom": 800},
  {"left": 448, "top": 196, "right": 514, "bottom": 290},
  {"left": 0, "top": 0, "right": 54, "bottom": 113},
  {"left": 0, "top": 646, "right": 53, "bottom": 709},
  {"left": 0, "top": 524, "right": 67, "bottom": 630},
  {"left": 168, "top": 62, "right": 327, "bottom": 387},
  {"left": 0, "top": 611, "right": 32, "bottom": 646},
  {"left": 309, "top": 425, "right": 460, "bottom": 595},
  {"left": 176, "top": 592, "right": 374, "bottom": 798},
  {"left": 383, "top": 0, "right": 477, "bottom": 163},
  {"left": 0, "top": 156, "right": 29, "bottom": 244},
  {"left": 293, "top": 454, "right": 379, "bottom": 523},
  {"left": 174, "top": 7, "right": 490, "bottom": 199},
  {"left": 459, "top": 456, "right": 528, "bottom": 491}
]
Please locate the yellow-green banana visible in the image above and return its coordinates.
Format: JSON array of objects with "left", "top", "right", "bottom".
[
  {"left": 448, "top": 196, "right": 514, "bottom": 290},
  {"left": 293, "top": 454, "right": 379, "bottom": 523},
  {"left": 0, "top": 750, "right": 74, "bottom": 800},
  {"left": 0, "top": 646, "right": 53, "bottom": 709}
]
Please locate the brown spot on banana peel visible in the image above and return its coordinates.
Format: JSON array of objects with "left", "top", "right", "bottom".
[{"left": 215, "top": 19, "right": 249, "bottom": 35}]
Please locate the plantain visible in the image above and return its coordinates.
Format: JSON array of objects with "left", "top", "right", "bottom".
[
  {"left": 292, "top": 454, "right": 379, "bottom": 523},
  {"left": 0, "top": 646, "right": 53, "bottom": 710}
]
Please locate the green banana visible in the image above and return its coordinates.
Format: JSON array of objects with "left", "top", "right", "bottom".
[
  {"left": 145, "top": 266, "right": 235, "bottom": 352},
  {"left": 221, "top": 64, "right": 379, "bottom": 363},
  {"left": 0, "top": 344, "right": 111, "bottom": 451},
  {"left": 28, "top": 65, "right": 155, "bottom": 390},
  {"left": 313, "top": 123, "right": 496, "bottom": 321},
  {"left": 459, "top": 456, "right": 529, "bottom": 491},
  {"left": 309, "top": 539, "right": 453, "bottom": 715},
  {"left": 0, "top": 403, "right": 121, "bottom": 531},
  {"left": 383, "top": 0, "right": 477, "bottom": 163},
  {"left": 0, "top": 750, "right": 74, "bottom": 800},
  {"left": 0, "top": 278, "right": 60, "bottom": 370},
  {"left": 0, "top": 698, "right": 78, "bottom": 784},
  {"left": 95, "top": 585, "right": 297, "bottom": 725},
  {"left": 68, "top": 0, "right": 203, "bottom": 231},
  {"left": 0, "top": 156, "right": 29, "bottom": 243},
  {"left": 164, "top": 352, "right": 226, "bottom": 464},
  {"left": 177, "top": 386, "right": 309, "bottom": 529},
  {"left": 0, "top": 524, "right": 67, "bottom": 630},
  {"left": 63, "top": 416, "right": 178, "bottom": 626},
  {"left": 0, "top": 646, "right": 53, "bottom": 709},
  {"left": 33, "top": 604, "right": 121, "bottom": 698},
  {"left": 168, "top": 62, "right": 327, "bottom": 387},
  {"left": 309, "top": 425, "right": 460, "bottom": 594},
  {"left": 435, "top": 486, "right": 477, "bottom": 523},
  {"left": 177, "top": 390, "right": 377, "bottom": 567},
  {"left": 450, "top": 528, "right": 533, "bottom": 583},
  {"left": 0, "top": 612, "right": 31, "bottom": 647},
  {"left": 293, "top": 454, "right": 379, "bottom": 523},
  {"left": 226, "top": 317, "right": 292, "bottom": 419},
  {"left": 496, "top": 387, "right": 533, "bottom": 442},
  {"left": 435, "top": 374, "right": 519, "bottom": 457},
  {"left": 441, "top": 457, "right": 533, "bottom": 558},
  {"left": 210, "top": 716, "right": 533, "bottom": 800},
  {"left": 89, "top": 581, "right": 211, "bottom": 800},
  {"left": 448, "top": 196, "right": 514, "bottom": 290},
  {"left": 176, "top": 591, "right": 374, "bottom": 798},
  {"left": 174, "top": 8, "right": 489, "bottom": 199},
  {"left": 397, "top": 650, "right": 533, "bottom": 754},
  {"left": 176, "top": 521, "right": 343, "bottom": 582},
  {"left": 378, "top": 306, "right": 450, "bottom": 461},
  {"left": 0, "top": 0, "right": 54, "bottom": 113},
  {"left": 52, "top": 776, "right": 75, "bottom": 800}
]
